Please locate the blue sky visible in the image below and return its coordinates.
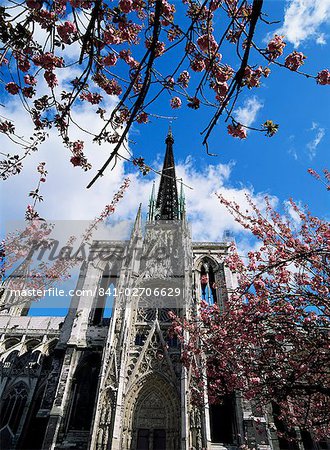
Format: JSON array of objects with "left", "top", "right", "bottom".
[
  {"left": 135, "top": 0, "right": 330, "bottom": 219},
  {"left": 1, "top": 0, "right": 329, "bottom": 315}
]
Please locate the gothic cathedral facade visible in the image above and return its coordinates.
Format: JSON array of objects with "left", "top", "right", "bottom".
[{"left": 0, "top": 131, "right": 321, "bottom": 450}]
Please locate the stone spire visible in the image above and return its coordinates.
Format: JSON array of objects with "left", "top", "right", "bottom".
[
  {"left": 154, "top": 128, "right": 180, "bottom": 220},
  {"left": 147, "top": 181, "right": 156, "bottom": 221},
  {"left": 178, "top": 179, "right": 186, "bottom": 220},
  {"left": 131, "top": 203, "right": 142, "bottom": 237}
]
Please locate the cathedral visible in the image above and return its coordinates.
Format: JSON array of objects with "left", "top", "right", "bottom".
[{"left": 0, "top": 131, "right": 325, "bottom": 450}]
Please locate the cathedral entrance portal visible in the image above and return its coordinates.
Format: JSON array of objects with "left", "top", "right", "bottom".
[
  {"left": 133, "top": 387, "right": 171, "bottom": 450},
  {"left": 123, "top": 375, "right": 180, "bottom": 450}
]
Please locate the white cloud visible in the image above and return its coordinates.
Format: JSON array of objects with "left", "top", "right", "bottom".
[
  {"left": 1, "top": 85, "right": 273, "bottom": 257},
  {"left": 316, "top": 32, "right": 327, "bottom": 44},
  {"left": 273, "top": 0, "right": 330, "bottom": 47},
  {"left": 307, "top": 122, "right": 325, "bottom": 159},
  {"left": 234, "top": 97, "right": 263, "bottom": 129},
  {"left": 0, "top": 104, "right": 131, "bottom": 221},
  {"left": 288, "top": 147, "right": 298, "bottom": 160},
  {"left": 1, "top": 106, "right": 276, "bottom": 251},
  {"left": 288, "top": 135, "right": 298, "bottom": 160},
  {"left": 284, "top": 200, "right": 302, "bottom": 225},
  {"left": 175, "top": 159, "right": 277, "bottom": 243}
]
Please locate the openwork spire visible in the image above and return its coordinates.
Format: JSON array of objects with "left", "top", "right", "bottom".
[
  {"left": 147, "top": 181, "right": 156, "bottom": 221},
  {"left": 154, "top": 128, "right": 180, "bottom": 220}
]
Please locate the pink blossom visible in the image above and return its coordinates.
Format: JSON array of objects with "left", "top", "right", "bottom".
[
  {"left": 32, "top": 52, "right": 64, "bottom": 70},
  {"left": 285, "top": 51, "right": 306, "bottom": 71},
  {"left": 57, "top": 21, "right": 77, "bottom": 44},
  {"left": 37, "top": 162, "right": 46, "bottom": 175},
  {"left": 213, "top": 81, "right": 228, "bottom": 99},
  {"left": 227, "top": 123, "right": 247, "bottom": 139},
  {"left": 93, "top": 74, "right": 122, "bottom": 96},
  {"left": 266, "top": 35, "right": 286, "bottom": 60},
  {"left": 197, "top": 34, "right": 218, "bottom": 54},
  {"left": 69, "top": 141, "right": 88, "bottom": 168},
  {"left": 119, "top": 0, "right": 133, "bottom": 13},
  {"left": 16, "top": 56, "right": 30, "bottom": 72},
  {"left": 72, "top": 140, "right": 84, "bottom": 153},
  {"left": 119, "top": 50, "right": 139, "bottom": 69},
  {"left": 170, "top": 96, "right": 182, "bottom": 108},
  {"left": 44, "top": 71, "right": 58, "bottom": 88},
  {"left": 243, "top": 66, "right": 264, "bottom": 88},
  {"left": 80, "top": 92, "right": 103, "bottom": 104},
  {"left": 213, "top": 65, "right": 234, "bottom": 83},
  {"left": 69, "top": 0, "right": 92, "bottom": 7},
  {"left": 160, "top": 0, "right": 175, "bottom": 24},
  {"left": 70, "top": 155, "right": 84, "bottom": 167},
  {"left": 263, "top": 67, "right": 271, "bottom": 77},
  {"left": 119, "top": 108, "right": 130, "bottom": 123},
  {"left": 316, "top": 69, "right": 330, "bottom": 85},
  {"left": 5, "top": 82, "right": 20, "bottom": 95},
  {"left": 323, "top": 168, "right": 330, "bottom": 182},
  {"left": 187, "top": 96, "right": 200, "bottom": 109},
  {"left": 164, "top": 77, "right": 175, "bottom": 89},
  {"left": 190, "top": 55, "right": 206, "bottom": 72},
  {"left": 102, "top": 53, "right": 118, "bottom": 66},
  {"left": 136, "top": 112, "right": 149, "bottom": 123},
  {"left": 103, "top": 28, "right": 121, "bottom": 45},
  {"left": 250, "top": 377, "right": 260, "bottom": 384},
  {"left": 307, "top": 168, "right": 320, "bottom": 179},
  {"left": 34, "top": 9, "right": 56, "bottom": 30},
  {"left": 22, "top": 86, "right": 35, "bottom": 98},
  {"left": 105, "top": 79, "right": 122, "bottom": 96},
  {"left": 24, "top": 74, "right": 37, "bottom": 86},
  {"left": 26, "top": 0, "right": 42, "bottom": 9},
  {"left": 177, "top": 70, "right": 190, "bottom": 88},
  {"left": 145, "top": 39, "right": 165, "bottom": 57}
]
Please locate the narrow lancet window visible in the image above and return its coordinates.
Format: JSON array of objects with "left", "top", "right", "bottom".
[
  {"left": 0, "top": 382, "right": 28, "bottom": 434},
  {"left": 200, "top": 262, "right": 217, "bottom": 305}
]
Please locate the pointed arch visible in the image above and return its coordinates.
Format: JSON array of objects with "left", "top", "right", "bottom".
[
  {"left": 122, "top": 374, "right": 180, "bottom": 450},
  {"left": 0, "top": 381, "right": 29, "bottom": 435},
  {"left": 18, "top": 379, "right": 49, "bottom": 450},
  {"left": 195, "top": 255, "right": 219, "bottom": 273},
  {"left": 2, "top": 349, "right": 20, "bottom": 368},
  {"left": 25, "top": 339, "right": 41, "bottom": 353},
  {"left": 3, "top": 338, "right": 20, "bottom": 350},
  {"left": 196, "top": 256, "right": 220, "bottom": 305}
]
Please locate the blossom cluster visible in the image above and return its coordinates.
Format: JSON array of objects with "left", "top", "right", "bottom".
[
  {"left": 266, "top": 35, "right": 286, "bottom": 60},
  {"left": 284, "top": 51, "right": 306, "bottom": 71},
  {"left": 0, "top": 0, "right": 329, "bottom": 179},
  {"left": 2, "top": 178, "right": 130, "bottom": 311},
  {"left": 69, "top": 140, "right": 91, "bottom": 170},
  {"left": 317, "top": 69, "right": 330, "bottom": 85},
  {"left": 227, "top": 123, "right": 247, "bottom": 139},
  {"left": 174, "top": 194, "right": 330, "bottom": 438},
  {"left": 243, "top": 66, "right": 270, "bottom": 88}
]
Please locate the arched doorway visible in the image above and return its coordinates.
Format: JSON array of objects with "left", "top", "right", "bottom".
[
  {"left": 135, "top": 390, "right": 166, "bottom": 450},
  {"left": 124, "top": 375, "right": 180, "bottom": 450}
]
